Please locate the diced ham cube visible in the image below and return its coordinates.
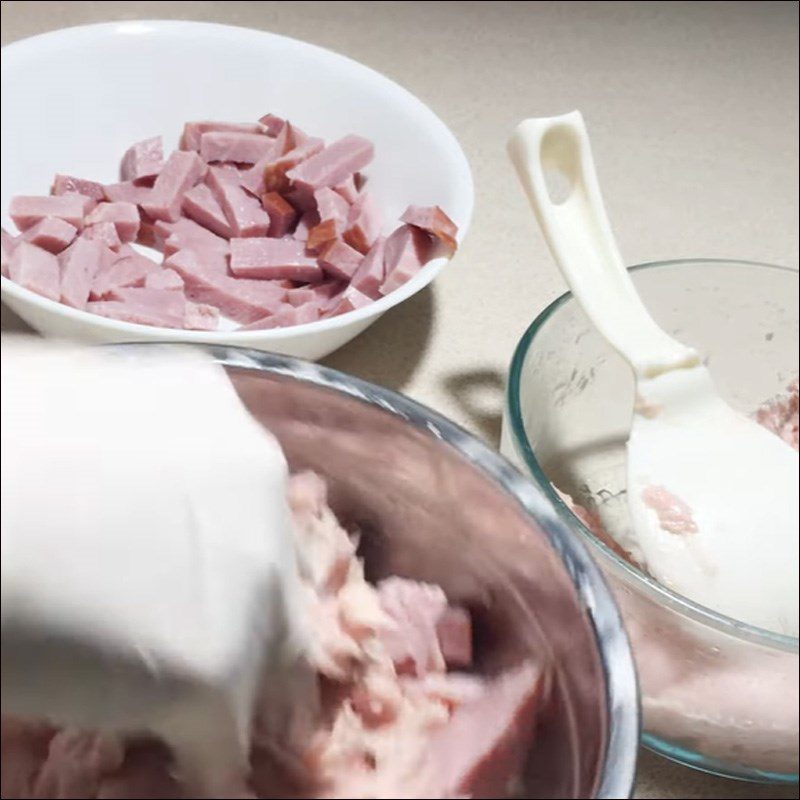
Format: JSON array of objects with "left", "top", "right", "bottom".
[
  {"left": 81, "top": 222, "right": 121, "bottom": 250},
  {"left": 206, "top": 166, "right": 269, "bottom": 237},
  {"left": 241, "top": 302, "right": 320, "bottom": 331},
  {"left": 325, "top": 285, "right": 373, "bottom": 317},
  {"left": 57, "top": 238, "right": 105, "bottom": 308},
  {"left": 333, "top": 175, "right": 359, "bottom": 203},
  {"left": 293, "top": 212, "right": 317, "bottom": 243},
  {"left": 349, "top": 236, "right": 386, "bottom": 299},
  {"left": 144, "top": 269, "right": 184, "bottom": 291},
  {"left": 379, "top": 224, "right": 433, "bottom": 295},
  {"left": 51, "top": 174, "right": 106, "bottom": 201},
  {"left": 182, "top": 183, "right": 232, "bottom": 239},
  {"left": 9, "top": 194, "right": 93, "bottom": 232},
  {"left": 1, "top": 228, "right": 17, "bottom": 277},
  {"left": 286, "top": 135, "right": 374, "bottom": 193},
  {"left": 84, "top": 202, "right": 140, "bottom": 243},
  {"left": 155, "top": 217, "right": 229, "bottom": 258},
  {"left": 119, "top": 136, "right": 164, "bottom": 185},
  {"left": 165, "top": 249, "right": 286, "bottom": 324},
  {"left": 184, "top": 301, "right": 220, "bottom": 331},
  {"left": 90, "top": 251, "right": 161, "bottom": 300},
  {"left": 8, "top": 241, "right": 60, "bottom": 301},
  {"left": 435, "top": 606, "right": 472, "bottom": 669},
  {"left": 260, "top": 138, "right": 325, "bottom": 194},
  {"left": 314, "top": 187, "right": 350, "bottom": 228},
  {"left": 286, "top": 287, "right": 316, "bottom": 307},
  {"left": 103, "top": 182, "right": 153, "bottom": 205},
  {"left": 305, "top": 219, "right": 339, "bottom": 254},
  {"left": 261, "top": 192, "right": 297, "bottom": 238},
  {"left": 258, "top": 113, "right": 287, "bottom": 137},
  {"left": 420, "top": 662, "right": 544, "bottom": 799},
  {"left": 20, "top": 218, "right": 77, "bottom": 254},
  {"left": 344, "top": 192, "right": 382, "bottom": 254},
  {"left": 87, "top": 287, "right": 185, "bottom": 329},
  {"left": 141, "top": 150, "right": 205, "bottom": 222},
  {"left": 318, "top": 238, "right": 363, "bottom": 280},
  {"left": 180, "top": 121, "right": 266, "bottom": 152},
  {"left": 400, "top": 204, "right": 458, "bottom": 257},
  {"left": 229, "top": 238, "right": 322, "bottom": 282},
  {"left": 200, "top": 131, "right": 276, "bottom": 165}
]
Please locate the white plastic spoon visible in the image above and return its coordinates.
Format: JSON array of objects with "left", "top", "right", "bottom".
[{"left": 508, "top": 111, "right": 798, "bottom": 635}]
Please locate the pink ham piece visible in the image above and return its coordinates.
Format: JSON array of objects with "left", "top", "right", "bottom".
[
  {"left": 103, "top": 182, "right": 152, "bottom": 205},
  {"left": 314, "top": 187, "right": 350, "bottom": 230},
  {"left": 286, "top": 134, "right": 374, "bottom": 193},
  {"left": 334, "top": 175, "right": 359, "bottom": 203},
  {"left": 305, "top": 219, "right": 339, "bottom": 254},
  {"left": 119, "top": 137, "right": 164, "bottom": 185},
  {"left": 8, "top": 241, "right": 60, "bottom": 301},
  {"left": 257, "top": 113, "right": 286, "bottom": 137},
  {"left": 344, "top": 192, "right": 382, "bottom": 254},
  {"left": 1, "top": 228, "right": 17, "bottom": 276},
  {"left": 20, "top": 218, "right": 77, "bottom": 254},
  {"left": 377, "top": 578, "right": 448, "bottom": 676},
  {"left": 104, "top": 286, "right": 186, "bottom": 324},
  {"left": 401, "top": 205, "right": 458, "bottom": 257},
  {"left": 261, "top": 192, "right": 297, "bottom": 238},
  {"left": 184, "top": 301, "right": 220, "bottom": 331},
  {"left": 51, "top": 175, "right": 106, "bottom": 201},
  {"left": 286, "top": 287, "right": 316, "bottom": 307},
  {"left": 87, "top": 289, "right": 185, "bottom": 329},
  {"left": 206, "top": 166, "right": 269, "bottom": 238},
  {"left": 180, "top": 121, "right": 265, "bottom": 152},
  {"left": 238, "top": 124, "right": 296, "bottom": 194},
  {"left": 318, "top": 238, "right": 363, "bottom": 280},
  {"left": 380, "top": 224, "right": 432, "bottom": 295},
  {"left": 59, "top": 238, "right": 106, "bottom": 309},
  {"left": 229, "top": 237, "right": 322, "bottom": 282},
  {"left": 420, "top": 662, "right": 544, "bottom": 798},
  {"left": 241, "top": 301, "right": 320, "bottom": 330},
  {"left": 181, "top": 183, "right": 232, "bottom": 239},
  {"left": 435, "top": 607, "right": 472, "bottom": 669},
  {"left": 326, "top": 285, "right": 373, "bottom": 317},
  {"left": 144, "top": 269, "right": 184, "bottom": 291},
  {"left": 200, "top": 131, "right": 275, "bottom": 165},
  {"left": 155, "top": 217, "right": 230, "bottom": 258},
  {"left": 90, "top": 251, "right": 161, "bottom": 300},
  {"left": 141, "top": 150, "right": 205, "bottom": 222},
  {"left": 81, "top": 222, "right": 121, "bottom": 250},
  {"left": 9, "top": 194, "right": 93, "bottom": 232},
  {"left": 84, "top": 202, "right": 140, "bottom": 243},
  {"left": 293, "top": 212, "right": 317, "bottom": 243},
  {"left": 165, "top": 249, "right": 286, "bottom": 324},
  {"left": 258, "top": 138, "right": 325, "bottom": 195},
  {"left": 349, "top": 236, "right": 386, "bottom": 299}
]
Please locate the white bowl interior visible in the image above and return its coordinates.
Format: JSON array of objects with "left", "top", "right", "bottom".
[{"left": 0, "top": 21, "right": 473, "bottom": 355}]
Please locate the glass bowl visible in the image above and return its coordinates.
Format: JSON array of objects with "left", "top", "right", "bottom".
[
  {"left": 109, "top": 343, "right": 639, "bottom": 798},
  {"left": 502, "top": 259, "right": 799, "bottom": 783}
]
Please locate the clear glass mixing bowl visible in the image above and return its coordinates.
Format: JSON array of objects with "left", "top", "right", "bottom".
[{"left": 502, "top": 259, "right": 799, "bottom": 783}]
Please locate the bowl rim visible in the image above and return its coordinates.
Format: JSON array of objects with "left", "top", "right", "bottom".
[
  {"left": 0, "top": 19, "right": 474, "bottom": 341},
  {"left": 506, "top": 257, "right": 799, "bottom": 653},
  {"left": 108, "top": 341, "right": 641, "bottom": 799}
]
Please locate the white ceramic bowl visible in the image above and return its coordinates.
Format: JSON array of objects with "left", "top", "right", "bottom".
[{"left": 0, "top": 20, "right": 473, "bottom": 360}]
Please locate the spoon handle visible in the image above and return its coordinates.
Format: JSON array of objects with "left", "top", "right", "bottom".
[{"left": 508, "top": 110, "right": 697, "bottom": 378}]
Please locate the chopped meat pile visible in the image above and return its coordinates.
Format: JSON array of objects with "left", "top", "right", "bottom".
[
  {"left": 1, "top": 117, "right": 459, "bottom": 332},
  {"left": 1, "top": 473, "right": 541, "bottom": 799}
]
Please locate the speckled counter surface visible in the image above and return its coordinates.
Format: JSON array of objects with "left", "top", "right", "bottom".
[{"left": 2, "top": 2, "right": 798, "bottom": 797}]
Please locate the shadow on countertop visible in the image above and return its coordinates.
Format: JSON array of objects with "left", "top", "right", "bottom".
[
  {"left": 442, "top": 368, "right": 505, "bottom": 446},
  {"left": 323, "top": 285, "right": 435, "bottom": 393}
]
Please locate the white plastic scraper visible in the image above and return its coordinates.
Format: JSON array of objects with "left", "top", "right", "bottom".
[
  {"left": 1, "top": 341, "right": 311, "bottom": 796},
  {"left": 507, "top": 112, "right": 799, "bottom": 636}
]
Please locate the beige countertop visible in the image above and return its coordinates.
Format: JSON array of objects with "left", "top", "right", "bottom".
[{"left": 1, "top": 1, "right": 798, "bottom": 797}]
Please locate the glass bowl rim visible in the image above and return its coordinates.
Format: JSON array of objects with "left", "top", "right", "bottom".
[{"left": 506, "top": 257, "right": 799, "bottom": 653}]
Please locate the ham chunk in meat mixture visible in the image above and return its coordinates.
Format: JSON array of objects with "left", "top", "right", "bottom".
[{"left": 3, "top": 114, "right": 459, "bottom": 332}]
